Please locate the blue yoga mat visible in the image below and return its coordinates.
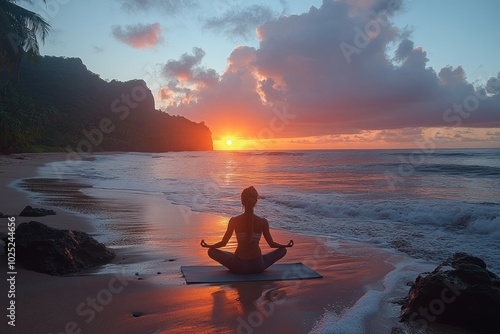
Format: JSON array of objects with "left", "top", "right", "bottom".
[{"left": 181, "top": 262, "right": 322, "bottom": 284}]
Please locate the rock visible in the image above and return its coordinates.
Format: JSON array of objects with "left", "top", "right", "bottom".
[
  {"left": 400, "top": 252, "right": 500, "bottom": 333},
  {"left": 19, "top": 205, "right": 56, "bottom": 217},
  {"left": 1, "top": 221, "right": 115, "bottom": 275},
  {"left": 389, "top": 327, "right": 406, "bottom": 334},
  {"left": 132, "top": 312, "right": 143, "bottom": 318},
  {"left": 0, "top": 212, "right": 10, "bottom": 218}
]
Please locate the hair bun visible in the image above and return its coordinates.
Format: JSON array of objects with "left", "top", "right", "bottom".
[
  {"left": 246, "top": 196, "right": 257, "bottom": 207},
  {"left": 241, "top": 186, "right": 259, "bottom": 208}
]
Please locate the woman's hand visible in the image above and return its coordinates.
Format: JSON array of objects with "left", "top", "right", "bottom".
[
  {"left": 200, "top": 239, "right": 209, "bottom": 248},
  {"left": 286, "top": 240, "right": 294, "bottom": 247}
]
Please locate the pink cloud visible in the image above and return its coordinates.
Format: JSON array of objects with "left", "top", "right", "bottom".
[
  {"left": 112, "top": 23, "right": 163, "bottom": 49},
  {"left": 160, "top": 0, "right": 500, "bottom": 139}
]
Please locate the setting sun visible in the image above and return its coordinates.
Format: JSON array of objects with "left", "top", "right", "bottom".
[{"left": 226, "top": 139, "right": 233, "bottom": 146}]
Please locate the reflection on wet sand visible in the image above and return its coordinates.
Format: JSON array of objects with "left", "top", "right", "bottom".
[{"left": 15, "top": 175, "right": 398, "bottom": 333}]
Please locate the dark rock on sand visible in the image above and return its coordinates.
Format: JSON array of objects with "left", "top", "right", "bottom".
[
  {"left": 19, "top": 205, "right": 56, "bottom": 217},
  {"left": 0, "top": 212, "right": 10, "bottom": 218},
  {"left": 2, "top": 221, "right": 115, "bottom": 275},
  {"left": 399, "top": 252, "right": 500, "bottom": 333}
]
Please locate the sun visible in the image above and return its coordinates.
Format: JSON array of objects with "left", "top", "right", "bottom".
[{"left": 226, "top": 139, "right": 233, "bottom": 146}]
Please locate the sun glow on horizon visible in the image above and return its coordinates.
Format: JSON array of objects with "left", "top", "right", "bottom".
[
  {"left": 214, "top": 137, "right": 241, "bottom": 150},
  {"left": 211, "top": 127, "right": 500, "bottom": 151},
  {"left": 214, "top": 137, "right": 257, "bottom": 150}
]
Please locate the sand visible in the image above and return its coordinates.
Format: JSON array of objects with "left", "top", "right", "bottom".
[{"left": 0, "top": 153, "right": 405, "bottom": 334}]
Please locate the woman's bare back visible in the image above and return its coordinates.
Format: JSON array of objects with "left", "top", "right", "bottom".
[{"left": 233, "top": 214, "right": 265, "bottom": 260}]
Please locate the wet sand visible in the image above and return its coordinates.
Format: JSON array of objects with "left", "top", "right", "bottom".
[{"left": 0, "top": 153, "right": 406, "bottom": 333}]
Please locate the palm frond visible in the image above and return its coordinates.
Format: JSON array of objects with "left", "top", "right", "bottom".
[
  {"left": 2, "top": 0, "right": 50, "bottom": 42},
  {"left": 0, "top": 0, "right": 50, "bottom": 78}
]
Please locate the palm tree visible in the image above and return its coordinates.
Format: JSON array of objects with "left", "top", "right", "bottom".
[{"left": 0, "top": 0, "right": 50, "bottom": 80}]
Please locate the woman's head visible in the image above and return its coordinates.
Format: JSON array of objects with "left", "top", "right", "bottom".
[
  {"left": 241, "top": 186, "right": 258, "bottom": 211},
  {"left": 242, "top": 186, "right": 258, "bottom": 241}
]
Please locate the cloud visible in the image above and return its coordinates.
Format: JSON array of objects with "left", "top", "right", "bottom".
[
  {"left": 486, "top": 74, "right": 500, "bottom": 94},
  {"left": 204, "top": 4, "right": 279, "bottom": 41},
  {"left": 487, "top": 131, "right": 500, "bottom": 141},
  {"left": 112, "top": 23, "right": 163, "bottom": 49},
  {"left": 118, "top": 0, "right": 197, "bottom": 15},
  {"left": 157, "top": 47, "right": 220, "bottom": 106},
  {"left": 344, "top": 0, "right": 403, "bottom": 15},
  {"left": 161, "top": 0, "right": 500, "bottom": 139},
  {"left": 438, "top": 66, "right": 466, "bottom": 86},
  {"left": 425, "top": 128, "right": 500, "bottom": 144},
  {"left": 374, "top": 127, "right": 425, "bottom": 142}
]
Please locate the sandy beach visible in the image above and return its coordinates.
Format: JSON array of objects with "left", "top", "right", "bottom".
[
  {"left": 0, "top": 153, "right": 418, "bottom": 334},
  {"left": 2, "top": 0, "right": 500, "bottom": 330}
]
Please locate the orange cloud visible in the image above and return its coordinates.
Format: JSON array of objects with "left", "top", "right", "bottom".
[{"left": 160, "top": 0, "right": 500, "bottom": 147}]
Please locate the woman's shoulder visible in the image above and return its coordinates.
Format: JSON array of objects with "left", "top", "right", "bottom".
[
  {"left": 230, "top": 214, "right": 246, "bottom": 221},
  {"left": 230, "top": 214, "right": 268, "bottom": 228},
  {"left": 229, "top": 214, "right": 246, "bottom": 226},
  {"left": 254, "top": 215, "right": 269, "bottom": 226}
]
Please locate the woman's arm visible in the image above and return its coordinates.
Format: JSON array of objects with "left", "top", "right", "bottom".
[
  {"left": 262, "top": 218, "right": 294, "bottom": 248},
  {"left": 201, "top": 218, "right": 235, "bottom": 248}
]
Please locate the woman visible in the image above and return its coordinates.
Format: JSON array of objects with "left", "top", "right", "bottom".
[{"left": 201, "top": 186, "right": 294, "bottom": 274}]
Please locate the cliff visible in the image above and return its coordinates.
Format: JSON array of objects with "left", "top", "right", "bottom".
[{"left": 0, "top": 56, "right": 213, "bottom": 153}]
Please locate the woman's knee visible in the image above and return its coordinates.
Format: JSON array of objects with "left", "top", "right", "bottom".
[
  {"left": 270, "top": 247, "right": 287, "bottom": 260},
  {"left": 279, "top": 247, "right": 287, "bottom": 257},
  {"left": 207, "top": 247, "right": 217, "bottom": 259}
]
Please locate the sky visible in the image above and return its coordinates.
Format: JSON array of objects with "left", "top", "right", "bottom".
[{"left": 27, "top": 0, "right": 500, "bottom": 150}]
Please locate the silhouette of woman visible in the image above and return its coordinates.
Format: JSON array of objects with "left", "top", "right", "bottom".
[{"left": 201, "top": 186, "right": 294, "bottom": 274}]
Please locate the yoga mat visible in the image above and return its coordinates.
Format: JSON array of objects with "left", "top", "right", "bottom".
[{"left": 181, "top": 262, "right": 322, "bottom": 284}]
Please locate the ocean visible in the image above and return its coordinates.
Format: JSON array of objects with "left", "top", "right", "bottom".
[
  {"left": 38, "top": 148, "right": 500, "bottom": 273},
  {"left": 17, "top": 148, "right": 499, "bottom": 332}
]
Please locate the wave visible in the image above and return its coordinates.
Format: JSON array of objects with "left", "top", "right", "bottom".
[
  {"left": 261, "top": 193, "right": 500, "bottom": 269},
  {"left": 266, "top": 194, "right": 500, "bottom": 229},
  {"left": 414, "top": 164, "right": 500, "bottom": 177},
  {"left": 311, "top": 257, "right": 431, "bottom": 334},
  {"left": 385, "top": 148, "right": 499, "bottom": 158},
  {"left": 245, "top": 151, "right": 306, "bottom": 156},
  {"left": 38, "top": 151, "right": 500, "bottom": 272}
]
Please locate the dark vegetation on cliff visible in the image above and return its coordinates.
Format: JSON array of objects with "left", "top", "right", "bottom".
[{"left": 0, "top": 56, "right": 213, "bottom": 153}]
